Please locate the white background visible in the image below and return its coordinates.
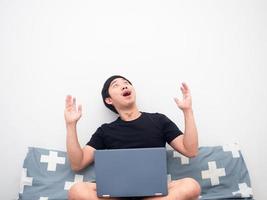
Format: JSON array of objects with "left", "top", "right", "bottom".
[{"left": 1, "top": 0, "right": 266, "bottom": 199}]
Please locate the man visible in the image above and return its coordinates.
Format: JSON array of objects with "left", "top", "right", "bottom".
[{"left": 65, "top": 75, "right": 201, "bottom": 200}]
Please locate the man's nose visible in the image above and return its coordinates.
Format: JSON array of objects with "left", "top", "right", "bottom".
[{"left": 122, "top": 86, "right": 128, "bottom": 90}]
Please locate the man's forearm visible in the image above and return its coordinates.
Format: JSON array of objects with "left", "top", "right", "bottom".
[
  {"left": 66, "top": 123, "right": 83, "bottom": 170},
  {"left": 183, "top": 109, "right": 199, "bottom": 156}
]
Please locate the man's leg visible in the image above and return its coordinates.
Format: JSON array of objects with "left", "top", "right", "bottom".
[
  {"left": 68, "top": 182, "right": 121, "bottom": 200},
  {"left": 143, "top": 178, "right": 201, "bottom": 200}
]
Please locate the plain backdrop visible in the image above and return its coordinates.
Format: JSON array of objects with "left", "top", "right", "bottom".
[{"left": 1, "top": 0, "right": 266, "bottom": 199}]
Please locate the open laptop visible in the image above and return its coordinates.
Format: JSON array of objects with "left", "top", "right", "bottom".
[{"left": 94, "top": 147, "right": 168, "bottom": 198}]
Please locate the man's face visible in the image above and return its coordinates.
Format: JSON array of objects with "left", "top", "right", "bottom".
[{"left": 105, "top": 78, "right": 136, "bottom": 111}]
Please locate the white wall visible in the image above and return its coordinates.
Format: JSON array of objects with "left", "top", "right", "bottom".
[{"left": 1, "top": 0, "right": 266, "bottom": 199}]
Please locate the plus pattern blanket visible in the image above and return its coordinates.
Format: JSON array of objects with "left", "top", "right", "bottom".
[{"left": 18, "top": 143, "right": 253, "bottom": 200}]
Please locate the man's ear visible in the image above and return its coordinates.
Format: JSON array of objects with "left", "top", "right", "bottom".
[{"left": 105, "top": 97, "right": 113, "bottom": 105}]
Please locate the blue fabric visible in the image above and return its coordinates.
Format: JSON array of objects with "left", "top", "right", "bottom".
[
  {"left": 167, "top": 145, "right": 253, "bottom": 199},
  {"left": 18, "top": 144, "right": 254, "bottom": 200}
]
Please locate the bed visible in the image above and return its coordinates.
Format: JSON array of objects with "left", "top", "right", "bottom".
[{"left": 18, "top": 143, "right": 254, "bottom": 200}]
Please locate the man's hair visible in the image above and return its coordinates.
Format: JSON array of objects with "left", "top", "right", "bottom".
[{"left": 101, "top": 75, "right": 132, "bottom": 114}]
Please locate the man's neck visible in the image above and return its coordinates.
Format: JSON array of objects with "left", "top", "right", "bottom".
[{"left": 118, "top": 107, "right": 141, "bottom": 121}]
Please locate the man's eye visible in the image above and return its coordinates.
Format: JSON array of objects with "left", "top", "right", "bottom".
[{"left": 113, "top": 84, "right": 118, "bottom": 87}]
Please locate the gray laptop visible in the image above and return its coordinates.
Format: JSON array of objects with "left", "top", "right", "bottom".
[{"left": 94, "top": 147, "right": 168, "bottom": 198}]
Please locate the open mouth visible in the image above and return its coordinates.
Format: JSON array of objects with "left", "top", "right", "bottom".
[{"left": 122, "top": 90, "right": 131, "bottom": 97}]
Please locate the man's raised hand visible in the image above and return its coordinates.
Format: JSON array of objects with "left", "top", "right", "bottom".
[
  {"left": 64, "top": 95, "right": 82, "bottom": 125},
  {"left": 174, "top": 82, "right": 192, "bottom": 112}
]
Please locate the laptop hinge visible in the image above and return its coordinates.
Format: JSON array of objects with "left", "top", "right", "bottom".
[
  {"left": 154, "top": 193, "right": 163, "bottom": 196},
  {"left": 102, "top": 195, "right": 111, "bottom": 198}
]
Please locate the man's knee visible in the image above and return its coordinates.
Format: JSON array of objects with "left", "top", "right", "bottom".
[
  {"left": 181, "top": 178, "right": 201, "bottom": 198},
  {"left": 171, "top": 178, "right": 201, "bottom": 199},
  {"left": 68, "top": 182, "right": 95, "bottom": 200},
  {"left": 186, "top": 178, "right": 201, "bottom": 196}
]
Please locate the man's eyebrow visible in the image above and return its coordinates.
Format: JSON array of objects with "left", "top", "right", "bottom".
[
  {"left": 110, "top": 80, "right": 118, "bottom": 86},
  {"left": 110, "top": 78, "right": 128, "bottom": 87}
]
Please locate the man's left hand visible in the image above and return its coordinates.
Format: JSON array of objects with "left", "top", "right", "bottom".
[{"left": 174, "top": 82, "right": 192, "bottom": 112}]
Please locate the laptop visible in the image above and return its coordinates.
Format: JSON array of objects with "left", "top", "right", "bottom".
[{"left": 94, "top": 147, "right": 168, "bottom": 198}]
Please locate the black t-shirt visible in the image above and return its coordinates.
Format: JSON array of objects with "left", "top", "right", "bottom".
[{"left": 87, "top": 112, "right": 183, "bottom": 150}]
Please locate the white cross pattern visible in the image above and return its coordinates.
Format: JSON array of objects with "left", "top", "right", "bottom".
[
  {"left": 39, "top": 197, "right": 48, "bottom": 200},
  {"left": 223, "top": 143, "right": 240, "bottom": 158},
  {"left": 173, "top": 151, "right": 190, "bottom": 164},
  {"left": 20, "top": 168, "right": 33, "bottom": 194},
  {"left": 40, "top": 151, "right": 65, "bottom": 171},
  {"left": 64, "top": 174, "right": 84, "bottom": 190},
  {"left": 232, "top": 183, "right": 253, "bottom": 197},
  {"left": 201, "top": 161, "right": 226, "bottom": 186}
]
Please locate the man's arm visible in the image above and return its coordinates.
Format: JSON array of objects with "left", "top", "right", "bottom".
[
  {"left": 65, "top": 95, "right": 95, "bottom": 171},
  {"left": 170, "top": 83, "right": 199, "bottom": 157}
]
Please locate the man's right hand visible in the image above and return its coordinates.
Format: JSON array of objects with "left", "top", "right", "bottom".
[{"left": 64, "top": 95, "right": 82, "bottom": 125}]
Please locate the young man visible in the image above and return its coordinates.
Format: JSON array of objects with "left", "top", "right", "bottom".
[{"left": 65, "top": 75, "right": 201, "bottom": 200}]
